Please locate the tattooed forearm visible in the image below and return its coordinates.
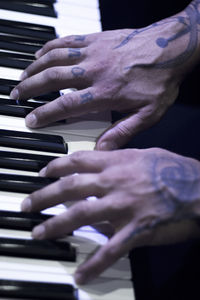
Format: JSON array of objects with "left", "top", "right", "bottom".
[{"left": 116, "top": 0, "right": 200, "bottom": 69}]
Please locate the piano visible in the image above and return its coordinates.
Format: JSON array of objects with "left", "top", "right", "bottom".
[{"left": 0, "top": 1, "right": 135, "bottom": 299}]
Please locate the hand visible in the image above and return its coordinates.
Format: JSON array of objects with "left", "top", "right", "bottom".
[
  {"left": 10, "top": 14, "right": 190, "bottom": 150},
  {"left": 21, "top": 148, "right": 200, "bottom": 284}
]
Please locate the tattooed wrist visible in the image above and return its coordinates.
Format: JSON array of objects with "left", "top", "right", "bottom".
[
  {"left": 116, "top": 0, "right": 200, "bottom": 70},
  {"left": 150, "top": 153, "right": 200, "bottom": 217}
]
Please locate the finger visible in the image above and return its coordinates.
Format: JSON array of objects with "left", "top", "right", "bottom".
[
  {"left": 74, "top": 223, "right": 134, "bottom": 284},
  {"left": 20, "top": 48, "right": 86, "bottom": 80},
  {"left": 35, "top": 34, "right": 92, "bottom": 58},
  {"left": 74, "top": 219, "right": 155, "bottom": 285},
  {"left": 21, "top": 173, "right": 102, "bottom": 212},
  {"left": 24, "top": 88, "right": 99, "bottom": 128},
  {"left": 10, "top": 64, "right": 89, "bottom": 101},
  {"left": 31, "top": 199, "right": 110, "bottom": 240},
  {"left": 95, "top": 109, "right": 155, "bottom": 150},
  {"left": 39, "top": 150, "right": 111, "bottom": 177}
]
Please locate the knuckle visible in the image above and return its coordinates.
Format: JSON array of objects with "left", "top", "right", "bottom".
[
  {"left": 42, "top": 40, "right": 54, "bottom": 53},
  {"left": 57, "top": 94, "right": 73, "bottom": 114},
  {"left": 45, "top": 49, "right": 59, "bottom": 63},
  {"left": 69, "top": 151, "right": 85, "bottom": 165},
  {"left": 44, "top": 67, "right": 62, "bottom": 82},
  {"left": 59, "top": 175, "right": 78, "bottom": 191},
  {"left": 73, "top": 202, "right": 90, "bottom": 220},
  {"left": 57, "top": 93, "right": 78, "bottom": 114},
  {"left": 115, "top": 123, "right": 133, "bottom": 138}
]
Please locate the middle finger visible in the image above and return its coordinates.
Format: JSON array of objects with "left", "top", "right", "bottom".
[
  {"left": 21, "top": 48, "right": 86, "bottom": 80},
  {"left": 21, "top": 173, "right": 103, "bottom": 213},
  {"left": 10, "top": 64, "right": 89, "bottom": 100}
]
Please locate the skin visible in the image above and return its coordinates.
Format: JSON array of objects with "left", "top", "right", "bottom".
[
  {"left": 10, "top": 0, "right": 200, "bottom": 150},
  {"left": 21, "top": 148, "right": 200, "bottom": 285},
  {"left": 12, "top": 0, "right": 200, "bottom": 285}
]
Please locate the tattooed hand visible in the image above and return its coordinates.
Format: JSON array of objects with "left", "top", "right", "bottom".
[
  {"left": 21, "top": 148, "right": 200, "bottom": 284},
  {"left": 10, "top": 0, "right": 200, "bottom": 149}
]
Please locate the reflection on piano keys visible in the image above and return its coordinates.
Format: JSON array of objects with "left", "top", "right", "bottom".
[{"left": 0, "top": 1, "right": 135, "bottom": 299}]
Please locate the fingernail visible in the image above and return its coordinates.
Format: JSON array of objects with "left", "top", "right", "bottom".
[
  {"left": 10, "top": 89, "right": 19, "bottom": 100},
  {"left": 39, "top": 167, "right": 47, "bottom": 177},
  {"left": 25, "top": 113, "right": 37, "bottom": 127},
  {"left": 32, "top": 225, "right": 45, "bottom": 239},
  {"left": 35, "top": 49, "right": 42, "bottom": 59},
  {"left": 20, "top": 71, "right": 28, "bottom": 81},
  {"left": 75, "top": 272, "right": 86, "bottom": 285},
  {"left": 98, "top": 142, "right": 115, "bottom": 151},
  {"left": 21, "top": 197, "right": 32, "bottom": 212}
]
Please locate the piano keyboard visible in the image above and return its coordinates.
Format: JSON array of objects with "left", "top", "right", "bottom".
[{"left": 0, "top": 1, "right": 135, "bottom": 299}]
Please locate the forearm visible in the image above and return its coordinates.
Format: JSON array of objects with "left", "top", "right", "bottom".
[{"left": 174, "top": 0, "right": 200, "bottom": 74}]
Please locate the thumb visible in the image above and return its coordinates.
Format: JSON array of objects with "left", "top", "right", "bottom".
[{"left": 95, "top": 111, "right": 151, "bottom": 150}]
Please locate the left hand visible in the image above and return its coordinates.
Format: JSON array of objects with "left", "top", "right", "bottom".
[
  {"left": 21, "top": 148, "right": 200, "bottom": 285},
  {"left": 10, "top": 20, "right": 185, "bottom": 150}
]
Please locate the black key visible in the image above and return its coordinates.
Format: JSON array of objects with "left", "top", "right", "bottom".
[
  {"left": 0, "top": 279, "right": 78, "bottom": 300},
  {"left": 0, "top": 34, "right": 44, "bottom": 54},
  {"left": 4, "top": 0, "right": 56, "bottom": 4},
  {"left": 0, "top": 19, "right": 56, "bottom": 41},
  {"left": 0, "top": 173, "right": 57, "bottom": 193},
  {"left": 0, "top": 98, "right": 44, "bottom": 109},
  {"left": 0, "top": 1, "right": 57, "bottom": 18},
  {"left": 0, "top": 150, "right": 57, "bottom": 171},
  {"left": 0, "top": 102, "right": 33, "bottom": 117},
  {"left": 0, "top": 78, "right": 61, "bottom": 101},
  {"left": 0, "top": 210, "right": 73, "bottom": 234},
  {"left": 0, "top": 210, "right": 53, "bottom": 231},
  {"left": 0, "top": 237, "right": 76, "bottom": 261},
  {"left": 0, "top": 129, "right": 68, "bottom": 154},
  {"left": 0, "top": 51, "right": 35, "bottom": 69},
  {"left": 0, "top": 98, "right": 45, "bottom": 118}
]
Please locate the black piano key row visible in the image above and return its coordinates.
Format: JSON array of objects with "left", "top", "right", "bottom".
[
  {"left": 0, "top": 78, "right": 60, "bottom": 100},
  {"left": 0, "top": 173, "right": 58, "bottom": 193},
  {"left": 0, "top": 279, "right": 78, "bottom": 300},
  {"left": 0, "top": 19, "right": 56, "bottom": 41},
  {"left": 0, "top": 210, "right": 52, "bottom": 231},
  {"left": 0, "top": 50, "right": 35, "bottom": 69},
  {"left": 0, "top": 98, "right": 44, "bottom": 117},
  {"left": 0, "top": 236, "right": 76, "bottom": 261},
  {"left": 0, "top": 6, "right": 79, "bottom": 299},
  {"left": 0, "top": 210, "right": 73, "bottom": 235},
  {"left": 0, "top": 34, "right": 44, "bottom": 54},
  {"left": 0, "top": 129, "right": 68, "bottom": 153},
  {"left": 0, "top": 0, "right": 57, "bottom": 18},
  {"left": 0, "top": 150, "right": 58, "bottom": 171}
]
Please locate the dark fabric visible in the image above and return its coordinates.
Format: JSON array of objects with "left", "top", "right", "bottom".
[
  {"left": 99, "top": 1, "right": 200, "bottom": 299},
  {"left": 100, "top": 0, "right": 190, "bottom": 29}
]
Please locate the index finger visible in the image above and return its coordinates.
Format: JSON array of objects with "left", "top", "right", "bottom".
[
  {"left": 32, "top": 199, "right": 110, "bottom": 240},
  {"left": 24, "top": 88, "right": 98, "bottom": 128},
  {"left": 35, "top": 34, "right": 93, "bottom": 58}
]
